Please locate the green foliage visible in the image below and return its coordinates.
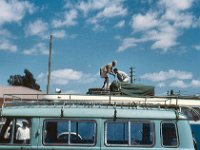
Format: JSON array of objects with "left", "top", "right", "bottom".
[{"left": 7, "top": 69, "right": 40, "bottom": 91}]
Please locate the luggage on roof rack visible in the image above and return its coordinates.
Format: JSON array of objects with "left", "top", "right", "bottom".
[{"left": 87, "top": 81, "right": 155, "bottom": 97}]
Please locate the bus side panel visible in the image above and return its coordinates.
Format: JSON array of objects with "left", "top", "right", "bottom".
[{"left": 177, "top": 120, "right": 194, "bottom": 149}]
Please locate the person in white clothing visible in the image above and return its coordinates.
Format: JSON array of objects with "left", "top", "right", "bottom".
[
  {"left": 113, "top": 68, "right": 130, "bottom": 83},
  {"left": 16, "top": 120, "right": 30, "bottom": 143}
]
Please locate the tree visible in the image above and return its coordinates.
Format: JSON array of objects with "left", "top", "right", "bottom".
[{"left": 7, "top": 69, "right": 40, "bottom": 91}]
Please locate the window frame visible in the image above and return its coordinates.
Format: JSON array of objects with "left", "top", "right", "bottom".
[
  {"left": 104, "top": 120, "right": 155, "bottom": 147},
  {"left": 130, "top": 121, "right": 155, "bottom": 147},
  {"left": 0, "top": 117, "right": 31, "bottom": 146},
  {"left": 42, "top": 119, "right": 97, "bottom": 146},
  {"left": 161, "top": 121, "right": 179, "bottom": 148},
  {"left": 105, "top": 120, "right": 129, "bottom": 146}
]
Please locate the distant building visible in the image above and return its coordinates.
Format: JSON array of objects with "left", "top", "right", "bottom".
[{"left": 0, "top": 86, "right": 44, "bottom": 107}]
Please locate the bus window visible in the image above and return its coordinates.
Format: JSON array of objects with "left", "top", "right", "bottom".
[
  {"left": 70, "top": 121, "right": 96, "bottom": 144},
  {"left": 44, "top": 120, "right": 69, "bottom": 143},
  {"left": 161, "top": 122, "right": 178, "bottom": 147},
  {"left": 43, "top": 120, "right": 96, "bottom": 145},
  {"left": 14, "top": 119, "right": 31, "bottom": 144},
  {"left": 0, "top": 118, "right": 31, "bottom": 145},
  {"left": 105, "top": 121, "right": 154, "bottom": 146},
  {"left": 131, "top": 122, "right": 154, "bottom": 146},
  {"left": 0, "top": 118, "right": 13, "bottom": 144},
  {"left": 181, "top": 107, "right": 199, "bottom": 121},
  {"left": 106, "top": 121, "right": 128, "bottom": 145}
]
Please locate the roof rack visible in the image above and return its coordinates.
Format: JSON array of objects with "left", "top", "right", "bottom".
[{"left": 2, "top": 93, "right": 200, "bottom": 109}]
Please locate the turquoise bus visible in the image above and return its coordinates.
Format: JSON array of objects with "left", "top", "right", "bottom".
[{"left": 0, "top": 94, "right": 196, "bottom": 150}]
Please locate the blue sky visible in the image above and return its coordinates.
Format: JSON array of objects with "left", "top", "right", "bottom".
[{"left": 0, "top": 0, "right": 200, "bottom": 95}]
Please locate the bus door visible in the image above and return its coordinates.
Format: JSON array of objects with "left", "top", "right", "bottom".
[
  {"left": 37, "top": 118, "right": 100, "bottom": 150},
  {"left": 0, "top": 117, "right": 38, "bottom": 150}
]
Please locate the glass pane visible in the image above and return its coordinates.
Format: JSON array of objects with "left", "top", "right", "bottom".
[
  {"left": 0, "top": 118, "right": 13, "bottom": 144},
  {"left": 106, "top": 121, "right": 128, "bottom": 144},
  {"left": 44, "top": 121, "right": 69, "bottom": 144},
  {"left": 181, "top": 107, "right": 199, "bottom": 121},
  {"left": 14, "top": 119, "right": 31, "bottom": 144},
  {"left": 131, "top": 122, "right": 154, "bottom": 145},
  {"left": 162, "top": 123, "right": 178, "bottom": 146},
  {"left": 71, "top": 121, "right": 96, "bottom": 144}
]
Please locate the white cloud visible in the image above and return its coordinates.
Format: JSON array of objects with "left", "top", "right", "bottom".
[
  {"left": 37, "top": 68, "right": 97, "bottom": 86},
  {"left": 52, "top": 9, "right": 78, "bottom": 28},
  {"left": 82, "top": 0, "right": 127, "bottom": 30},
  {"left": 0, "top": 39, "right": 17, "bottom": 52},
  {"left": 23, "top": 43, "right": 48, "bottom": 55},
  {"left": 141, "top": 69, "right": 192, "bottom": 82},
  {"left": 191, "top": 80, "right": 200, "bottom": 87},
  {"left": 193, "top": 45, "right": 200, "bottom": 51},
  {"left": 78, "top": 0, "right": 109, "bottom": 16},
  {"left": 51, "top": 69, "right": 97, "bottom": 85},
  {"left": 118, "top": 0, "right": 196, "bottom": 52},
  {"left": 52, "top": 30, "right": 78, "bottom": 39},
  {"left": 118, "top": 23, "right": 179, "bottom": 52},
  {"left": 117, "top": 37, "right": 146, "bottom": 52},
  {"left": 37, "top": 72, "right": 46, "bottom": 80},
  {"left": 131, "top": 12, "right": 159, "bottom": 32},
  {"left": 147, "top": 27, "right": 179, "bottom": 52},
  {"left": 115, "top": 20, "right": 125, "bottom": 28},
  {"left": 0, "top": 0, "right": 35, "bottom": 25},
  {"left": 163, "top": 79, "right": 200, "bottom": 89},
  {"left": 52, "top": 69, "right": 82, "bottom": 81},
  {"left": 174, "top": 14, "right": 193, "bottom": 29},
  {"left": 53, "top": 30, "right": 66, "bottom": 39},
  {"left": 170, "top": 80, "right": 189, "bottom": 88},
  {"left": 140, "top": 69, "right": 200, "bottom": 89},
  {"left": 53, "top": 0, "right": 127, "bottom": 31},
  {"left": 95, "top": 3, "right": 127, "bottom": 19},
  {"left": 25, "top": 19, "right": 48, "bottom": 37},
  {"left": 78, "top": 0, "right": 127, "bottom": 18},
  {"left": 159, "top": 0, "right": 194, "bottom": 11}
]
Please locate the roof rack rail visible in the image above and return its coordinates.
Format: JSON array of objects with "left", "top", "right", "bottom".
[{"left": 2, "top": 94, "right": 200, "bottom": 109}]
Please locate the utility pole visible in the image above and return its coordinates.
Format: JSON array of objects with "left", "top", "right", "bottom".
[
  {"left": 130, "top": 67, "right": 135, "bottom": 83},
  {"left": 47, "top": 34, "right": 53, "bottom": 94}
]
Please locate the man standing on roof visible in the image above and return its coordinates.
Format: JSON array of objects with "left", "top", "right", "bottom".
[
  {"left": 100, "top": 60, "right": 117, "bottom": 90},
  {"left": 113, "top": 68, "right": 130, "bottom": 83}
]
